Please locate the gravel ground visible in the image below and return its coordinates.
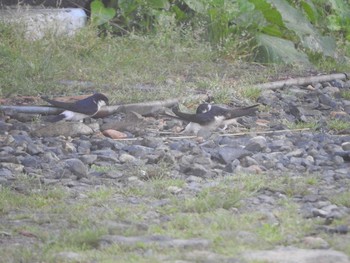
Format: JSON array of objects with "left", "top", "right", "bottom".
[{"left": 1, "top": 78, "right": 350, "bottom": 262}]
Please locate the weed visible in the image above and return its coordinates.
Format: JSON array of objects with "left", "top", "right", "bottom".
[
  {"left": 340, "top": 90, "right": 350, "bottom": 100},
  {"left": 327, "top": 119, "right": 350, "bottom": 131},
  {"left": 330, "top": 191, "right": 350, "bottom": 207},
  {"left": 284, "top": 120, "right": 319, "bottom": 130},
  {"left": 241, "top": 86, "right": 262, "bottom": 101}
]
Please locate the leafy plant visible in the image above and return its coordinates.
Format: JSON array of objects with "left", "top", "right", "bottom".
[
  {"left": 90, "top": 0, "right": 116, "bottom": 26},
  {"left": 87, "top": 0, "right": 350, "bottom": 65}
]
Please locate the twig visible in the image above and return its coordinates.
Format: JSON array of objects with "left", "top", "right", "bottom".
[
  {"left": 220, "top": 128, "right": 311, "bottom": 137},
  {"left": 112, "top": 138, "right": 141, "bottom": 141},
  {"left": 0, "top": 106, "right": 63, "bottom": 114},
  {"left": 251, "top": 73, "right": 349, "bottom": 90},
  {"left": 167, "top": 135, "right": 198, "bottom": 139},
  {"left": 0, "top": 94, "right": 209, "bottom": 117}
]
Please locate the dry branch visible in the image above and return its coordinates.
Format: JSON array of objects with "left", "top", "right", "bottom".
[
  {"left": 0, "top": 94, "right": 209, "bottom": 117},
  {"left": 252, "top": 73, "right": 349, "bottom": 90},
  {"left": 220, "top": 128, "right": 311, "bottom": 137}
]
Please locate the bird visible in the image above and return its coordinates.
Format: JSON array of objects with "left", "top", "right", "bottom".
[
  {"left": 172, "top": 103, "right": 259, "bottom": 134},
  {"left": 41, "top": 93, "right": 109, "bottom": 122}
]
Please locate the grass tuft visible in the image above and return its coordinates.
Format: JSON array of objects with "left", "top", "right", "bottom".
[{"left": 327, "top": 119, "right": 350, "bottom": 131}]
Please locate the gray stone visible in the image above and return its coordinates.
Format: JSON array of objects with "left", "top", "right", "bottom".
[
  {"left": 0, "top": 155, "right": 19, "bottom": 164},
  {"left": 183, "top": 250, "right": 240, "bottom": 263},
  {"left": 269, "top": 139, "right": 293, "bottom": 151},
  {"left": 217, "top": 147, "right": 251, "bottom": 165},
  {"left": 119, "top": 153, "right": 137, "bottom": 163},
  {"left": 91, "top": 138, "right": 116, "bottom": 150},
  {"left": 54, "top": 251, "right": 83, "bottom": 263},
  {"left": 244, "top": 136, "right": 267, "bottom": 152},
  {"left": 79, "top": 154, "right": 97, "bottom": 164},
  {"left": 242, "top": 247, "right": 349, "bottom": 263},
  {"left": 32, "top": 122, "right": 93, "bottom": 137},
  {"left": 98, "top": 235, "right": 211, "bottom": 249},
  {"left": 286, "top": 149, "right": 305, "bottom": 157},
  {"left": 0, "top": 162, "right": 24, "bottom": 173},
  {"left": 341, "top": 142, "right": 350, "bottom": 151},
  {"left": 123, "top": 145, "right": 154, "bottom": 158},
  {"left": 63, "top": 158, "right": 88, "bottom": 179},
  {"left": 224, "top": 159, "right": 241, "bottom": 173},
  {"left": 0, "top": 7, "right": 87, "bottom": 41},
  {"left": 312, "top": 208, "right": 328, "bottom": 218},
  {"left": 26, "top": 143, "right": 44, "bottom": 155},
  {"left": 20, "top": 155, "right": 41, "bottom": 168},
  {"left": 183, "top": 163, "right": 209, "bottom": 178},
  {"left": 0, "top": 168, "right": 12, "bottom": 177},
  {"left": 303, "top": 236, "right": 329, "bottom": 249},
  {"left": 77, "top": 140, "right": 91, "bottom": 154},
  {"left": 62, "top": 141, "right": 76, "bottom": 153}
]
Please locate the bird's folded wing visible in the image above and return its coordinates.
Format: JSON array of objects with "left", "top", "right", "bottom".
[
  {"left": 41, "top": 96, "right": 97, "bottom": 115},
  {"left": 172, "top": 107, "right": 214, "bottom": 125}
]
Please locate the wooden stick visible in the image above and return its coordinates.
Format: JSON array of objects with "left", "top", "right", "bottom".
[
  {"left": 0, "top": 94, "right": 209, "bottom": 117},
  {"left": 0, "top": 105, "right": 63, "bottom": 114},
  {"left": 220, "top": 128, "right": 311, "bottom": 137},
  {"left": 167, "top": 135, "right": 198, "bottom": 139},
  {"left": 112, "top": 138, "right": 141, "bottom": 141},
  {"left": 252, "top": 73, "right": 348, "bottom": 90}
]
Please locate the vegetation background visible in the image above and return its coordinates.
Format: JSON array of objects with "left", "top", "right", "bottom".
[
  {"left": 1, "top": 0, "right": 350, "bottom": 100},
  {"left": 0, "top": 1, "right": 350, "bottom": 262}
]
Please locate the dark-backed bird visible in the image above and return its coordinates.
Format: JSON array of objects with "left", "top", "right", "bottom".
[
  {"left": 41, "top": 93, "right": 109, "bottom": 122},
  {"left": 172, "top": 103, "right": 259, "bottom": 134}
]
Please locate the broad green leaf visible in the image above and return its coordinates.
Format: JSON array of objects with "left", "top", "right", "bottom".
[
  {"left": 266, "top": 0, "right": 336, "bottom": 57},
  {"left": 90, "top": 0, "right": 116, "bottom": 26},
  {"left": 300, "top": 0, "right": 317, "bottom": 23},
  {"left": 302, "top": 35, "right": 337, "bottom": 56},
  {"left": 118, "top": 0, "right": 138, "bottom": 17},
  {"left": 261, "top": 25, "right": 283, "bottom": 37},
  {"left": 183, "top": 0, "right": 208, "bottom": 14},
  {"left": 255, "top": 33, "right": 311, "bottom": 65},
  {"left": 237, "top": 0, "right": 255, "bottom": 13},
  {"left": 248, "top": 0, "right": 284, "bottom": 28},
  {"left": 171, "top": 5, "right": 188, "bottom": 21},
  {"left": 147, "top": 0, "right": 170, "bottom": 9}
]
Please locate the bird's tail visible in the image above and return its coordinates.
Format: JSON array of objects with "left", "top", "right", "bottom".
[
  {"left": 41, "top": 96, "right": 74, "bottom": 108},
  {"left": 226, "top": 104, "right": 259, "bottom": 119}
]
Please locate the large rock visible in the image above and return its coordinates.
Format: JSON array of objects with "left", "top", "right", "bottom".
[
  {"left": 0, "top": 7, "right": 87, "bottom": 40},
  {"left": 32, "top": 122, "right": 93, "bottom": 137}
]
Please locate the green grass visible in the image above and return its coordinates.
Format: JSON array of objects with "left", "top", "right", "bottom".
[
  {"left": 330, "top": 190, "right": 350, "bottom": 207},
  {"left": 241, "top": 86, "right": 262, "bottom": 101},
  {"left": 327, "top": 119, "right": 350, "bottom": 131},
  {"left": 284, "top": 120, "right": 319, "bottom": 131},
  {"left": 0, "top": 21, "right": 330, "bottom": 106},
  {"left": 0, "top": 171, "right": 348, "bottom": 262},
  {"left": 340, "top": 90, "right": 350, "bottom": 100}
]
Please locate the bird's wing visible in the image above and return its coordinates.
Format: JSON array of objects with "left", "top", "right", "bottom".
[
  {"left": 172, "top": 106, "right": 214, "bottom": 125},
  {"left": 41, "top": 96, "right": 97, "bottom": 115},
  {"left": 224, "top": 104, "right": 259, "bottom": 119}
]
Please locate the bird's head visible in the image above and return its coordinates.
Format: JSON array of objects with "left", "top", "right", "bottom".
[
  {"left": 196, "top": 103, "right": 212, "bottom": 114},
  {"left": 93, "top": 93, "right": 109, "bottom": 108}
]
